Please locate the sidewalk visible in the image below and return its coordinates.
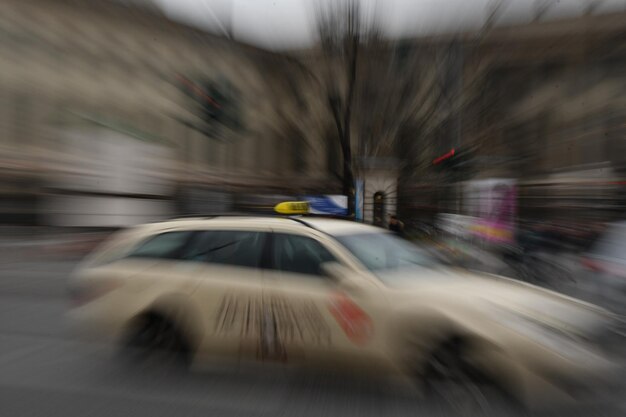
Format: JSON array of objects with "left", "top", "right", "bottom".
[
  {"left": 0, "top": 227, "right": 114, "bottom": 263},
  {"left": 428, "top": 235, "right": 626, "bottom": 316}
]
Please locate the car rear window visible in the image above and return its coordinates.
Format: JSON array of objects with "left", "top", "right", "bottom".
[
  {"left": 181, "top": 230, "right": 266, "bottom": 268},
  {"left": 127, "top": 231, "right": 193, "bottom": 260}
]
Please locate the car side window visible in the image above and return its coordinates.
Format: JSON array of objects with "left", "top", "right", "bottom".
[
  {"left": 128, "top": 231, "right": 192, "bottom": 260},
  {"left": 182, "top": 230, "right": 266, "bottom": 268},
  {"left": 273, "top": 233, "right": 336, "bottom": 276}
]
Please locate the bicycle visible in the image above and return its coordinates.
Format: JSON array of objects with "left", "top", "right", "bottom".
[{"left": 502, "top": 244, "right": 575, "bottom": 291}]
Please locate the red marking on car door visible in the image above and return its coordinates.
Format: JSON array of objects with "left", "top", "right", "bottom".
[{"left": 328, "top": 293, "right": 373, "bottom": 345}]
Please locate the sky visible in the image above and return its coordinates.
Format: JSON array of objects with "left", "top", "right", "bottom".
[{"left": 154, "top": 0, "right": 626, "bottom": 50}]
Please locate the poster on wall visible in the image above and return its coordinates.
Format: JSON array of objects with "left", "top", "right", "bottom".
[
  {"left": 465, "top": 179, "right": 517, "bottom": 244},
  {"left": 355, "top": 180, "right": 364, "bottom": 221}
]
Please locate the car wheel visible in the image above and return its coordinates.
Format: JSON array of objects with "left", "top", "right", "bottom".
[
  {"left": 423, "top": 342, "right": 516, "bottom": 417},
  {"left": 122, "top": 314, "right": 191, "bottom": 374}
]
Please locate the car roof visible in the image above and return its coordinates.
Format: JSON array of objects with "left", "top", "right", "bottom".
[
  {"left": 296, "top": 217, "right": 384, "bottom": 235},
  {"left": 141, "top": 216, "right": 384, "bottom": 236}
]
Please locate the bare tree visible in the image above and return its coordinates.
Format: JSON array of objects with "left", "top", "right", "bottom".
[
  {"left": 172, "top": 0, "right": 511, "bottom": 215},
  {"left": 313, "top": 0, "right": 364, "bottom": 216},
  {"left": 308, "top": 0, "right": 506, "bottom": 215}
]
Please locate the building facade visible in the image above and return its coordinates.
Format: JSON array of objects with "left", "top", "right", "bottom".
[
  {"left": 2, "top": 1, "right": 625, "bottom": 227},
  {"left": 0, "top": 0, "right": 337, "bottom": 225},
  {"left": 398, "top": 11, "right": 626, "bottom": 226}
]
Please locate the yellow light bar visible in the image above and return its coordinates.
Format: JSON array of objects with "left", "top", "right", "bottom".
[{"left": 274, "top": 201, "right": 310, "bottom": 215}]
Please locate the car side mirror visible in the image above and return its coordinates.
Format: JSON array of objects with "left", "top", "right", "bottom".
[{"left": 321, "top": 262, "right": 360, "bottom": 290}]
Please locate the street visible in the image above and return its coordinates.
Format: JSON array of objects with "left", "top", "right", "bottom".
[
  {"left": 0, "top": 258, "right": 428, "bottom": 417},
  {"left": 0, "top": 245, "right": 624, "bottom": 417},
  {"left": 2, "top": 0, "right": 626, "bottom": 415}
]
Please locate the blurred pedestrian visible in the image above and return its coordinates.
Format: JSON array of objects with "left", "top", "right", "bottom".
[{"left": 388, "top": 214, "right": 405, "bottom": 236}]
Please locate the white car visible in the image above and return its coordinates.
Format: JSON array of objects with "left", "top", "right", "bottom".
[{"left": 69, "top": 214, "right": 622, "bottom": 411}]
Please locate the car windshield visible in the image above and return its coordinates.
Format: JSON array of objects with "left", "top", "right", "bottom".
[{"left": 335, "top": 232, "right": 437, "bottom": 272}]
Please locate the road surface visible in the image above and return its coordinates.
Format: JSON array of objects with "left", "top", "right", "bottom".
[{"left": 1, "top": 247, "right": 624, "bottom": 417}]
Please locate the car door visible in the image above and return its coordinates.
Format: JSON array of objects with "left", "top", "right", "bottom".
[
  {"left": 185, "top": 228, "right": 269, "bottom": 362},
  {"left": 78, "top": 229, "right": 207, "bottom": 345},
  {"left": 261, "top": 230, "right": 389, "bottom": 371}
]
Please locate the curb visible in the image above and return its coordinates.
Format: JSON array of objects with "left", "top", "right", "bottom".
[{"left": 0, "top": 234, "right": 112, "bottom": 261}]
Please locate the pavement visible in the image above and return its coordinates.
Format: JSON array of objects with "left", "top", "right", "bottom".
[
  {"left": 0, "top": 227, "right": 112, "bottom": 266},
  {"left": 0, "top": 232, "right": 625, "bottom": 417},
  {"left": 428, "top": 236, "right": 626, "bottom": 316},
  {"left": 0, "top": 266, "right": 435, "bottom": 417}
]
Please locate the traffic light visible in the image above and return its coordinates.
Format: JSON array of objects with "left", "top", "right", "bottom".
[
  {"left": 433, "top": 147, "right": 475, "bottom": 177},
  {"left": 200, "top": 81, "right": 222, "bottom": 122},
  {"left": 177, "top": 74, "right": 242, "bottom": 135},
  {"left": 205, "top": 79, "right": 241, "bottom": 131},
  {"left": 433, "top": 148, "right": 455, "bottom": 166}
]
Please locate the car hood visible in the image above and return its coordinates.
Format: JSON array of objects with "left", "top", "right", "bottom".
[{"left": 380, "top": 267, "right": 614, "bottom": 330}]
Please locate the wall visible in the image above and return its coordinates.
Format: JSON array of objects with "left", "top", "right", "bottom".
[{"left": 0, "top": 0, "right": 338, "bottom": 225}]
